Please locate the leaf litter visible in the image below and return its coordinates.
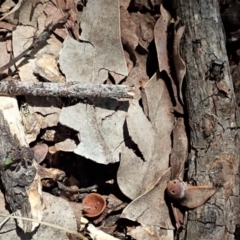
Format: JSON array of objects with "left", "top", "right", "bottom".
[{"left": 0, "top": 1, "right": 217, "bottom": 240}]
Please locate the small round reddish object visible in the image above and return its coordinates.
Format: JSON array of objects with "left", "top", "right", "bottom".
[{"left": 82, "top": 193, "right": 106, "bottom": 218}]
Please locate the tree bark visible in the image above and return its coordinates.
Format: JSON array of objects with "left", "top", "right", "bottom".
[{"left": 175, "top": 1, "right": 240, "bottom": 239}]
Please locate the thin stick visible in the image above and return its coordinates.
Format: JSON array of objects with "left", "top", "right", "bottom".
[
  {"left": 0, "top": 213, "right": 14, "bottom": 230},
  {"left": 0, "top": 80, "right": 134, "bottom": 99},
  {"left": 0, "top": 213, "right": 88, "bottom": 240},
  {"left": 57, "top": 182, "right": 98, "bottom": 193}
]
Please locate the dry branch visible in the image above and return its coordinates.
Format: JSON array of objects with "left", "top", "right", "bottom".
[{"left": 0, "top": 81, "right": 134, "bottom": 99}]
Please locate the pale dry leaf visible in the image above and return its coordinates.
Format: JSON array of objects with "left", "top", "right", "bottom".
[
  {"left": 121, "top": 168, "right": 174, "bottom": 229},
  {"left": 34, "top": 53, "right": 65, "bottom": 82},
  {"left": 170, "top": 117, "right": 188, "bottom": 180},
  {"left": 59, "top": 0, "right": 128, "bottom": 84},
  {"left": 173, "top": 22, "right": 186, "bottom": 105},
  {"left": 0, "top": 41, "right": 11, "bottom": 74},
  {"left": 117, "top": 147, "right": 151, "bottom": 199},
  {"left": 37, "top": 164, "right": 66, "bottom": 181},
  {"left": 141, "top": 72, "right": 174, "bottom": 137},
  {"left": 12, "top": 25, "right": 37, "bottom": 82},
  {"left": 0, "top": 0, "right": 15, "bottom": 13},
  {"left": 0, "top": 0, "right": 24, "bottom": 21},
  {"left": 87, "top": 224, "right": 120, "bottom": 240},
  {"left": 59, "top": 100, "right": 128, "bottom": 164},
  {"left": 12, "top": 1, "right": 63, "bottom": 82},
  {"left": 129, "top": 226, "right": 174, "bottom": 240},
  {"left": 117, "top": 98, "right": 171, "bottom": 199},
  {"left": 18, "top": 0, "right": 45, "bottom": 26},
  {"left": 55, "top": 139, "right": 77, "bottom": 152},
  {"left": 126, "top": 99, "right": 156, "bottom": 161}
]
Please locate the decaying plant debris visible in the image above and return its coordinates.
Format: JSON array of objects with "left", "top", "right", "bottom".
[{"left": 0, "top": 0, "right": 239, "bottom": 240}]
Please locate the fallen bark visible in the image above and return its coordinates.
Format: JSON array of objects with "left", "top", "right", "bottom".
[{"left": 0, "top": 81, "right": 134, "bottom": 99}]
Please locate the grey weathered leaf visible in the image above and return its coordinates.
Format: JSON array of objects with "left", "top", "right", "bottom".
[
  {"left": 59, "top": 100, "right": 128, "bottom": 164},
  {"left": 59, "top": 0, "right": 128, "bottom": 84}
]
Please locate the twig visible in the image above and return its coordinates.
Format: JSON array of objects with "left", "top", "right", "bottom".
[
  {"left": 57, "top": 182, "right": 98, "bottom": 193},
  {"left": 0, "top": 213, "right": 14, "bottom": 230},
  {"left": 0, "top": 81, "right": 134, "bottom": 99}
]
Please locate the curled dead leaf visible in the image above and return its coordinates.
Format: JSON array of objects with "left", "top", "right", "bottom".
[
  {"left": 173, "top": 18, "right": 186, "bottom": 105},
  {"left": 167, "top": 179, "right": 216, "bottom": 208}
]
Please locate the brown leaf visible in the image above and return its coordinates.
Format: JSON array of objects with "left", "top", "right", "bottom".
[
  {"left": 170, "top": 203, "right": 185, "bottom": 229},
  {"left": 154, "top": 5, "right": 171, "bottom": 73},
  {"left": 120, "top": 7, "right": 139, "bottom": 50},
  {"left": 167, "top": 179, "right": 216, "bottom": 208},
  {"left": 125, "top": 52, "right": 149, "bottom": 99},
  {"left": 0, "top": 21, "right": 15, "bottom": 31},
  {"left": 173, "top": 20, "right": 186, "bottom": 105},
  {"left": 130, "top": 12, "right": 155, "bottom": 50},
  {"left": 32, "top": 143, "right": 48, "bottom": 163},
  {"left": 154, "top": 5, "right": 183, "bottom": 114},
  {"left": 119, "top": 0, "right": 131, "bottom": 8},
  {"left": 170, "top": 117, "right": 188, "bottom": 179}
]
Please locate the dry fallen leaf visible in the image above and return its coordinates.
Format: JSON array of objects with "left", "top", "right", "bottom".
[
  {"left": 60, "top": 100, "right": 128, "bottom": 164},
  {"left": 130, "top": 12, "right": 155, "bottom": 50},
  {"left": 32, "top": 143, "right": 48, "bottom": 163},
  {"left": 167, "top": 179, "right": 216, "bottom": 208},
  {"left": 59, "top": 0, "right": 128, "bottom": 84},
  {"left": 118, "top": 73, "right": 174, "bottom": 200},
  {"left": 141, "top": 72, "right": 174, "bottom": 136},
  {"left": 121, "top": 168, "right": 174, "bottom": 229},
  {"left": 173, "top": 19, "right": 186, "bottom": 105},
  {"left": 129, "top": 226, "right": 174, "bottom": 240},
  {"left": 154, "top": 5, "right": 183, "bottom": 113},
  {"left": 120, "top": 7, "right": 139, "bottom": 51},
  {"left": 125, "top": 52, "right": 149, "bottom": 99},
  {"left": 169, "top": 117, "right": 188, "bottom": 180}
]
